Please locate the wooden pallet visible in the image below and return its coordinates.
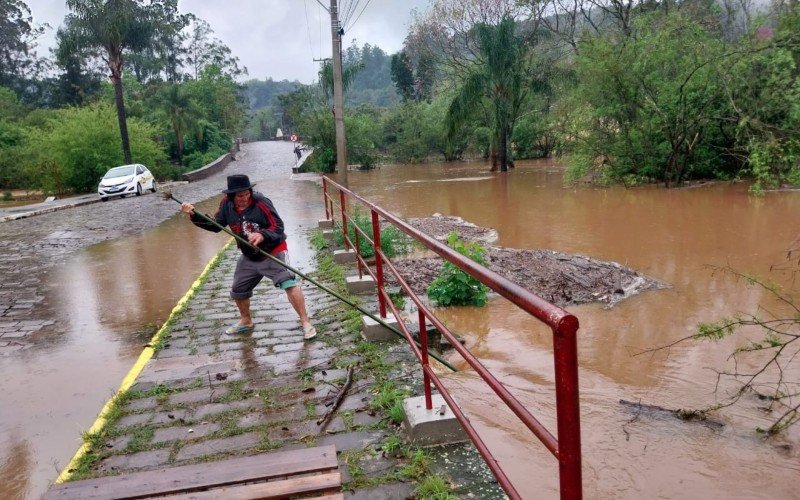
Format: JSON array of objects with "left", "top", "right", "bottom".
[{"left": 44, "top": 445, "right": 342, "bottom": 500}]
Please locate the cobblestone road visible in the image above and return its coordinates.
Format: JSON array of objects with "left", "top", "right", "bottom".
[{"left": 0, "top": 142, "right": 313, "bottom": 352}]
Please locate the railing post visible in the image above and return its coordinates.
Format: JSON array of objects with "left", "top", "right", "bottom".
[
  {"left": 371, "top": 210, "right": 386, "bottom": 319},
  {"left": 339, "top": 190, "right": 348, "bottom": 250},
  {"left": 355, "top": 228, "right": 363, "bottom": 278},
  {"left": 419, "top": 309, "right": 432, "bottom": 410},
  {"left": 322, "top": 177, "right": 330, "bottom": 220},
  {"left": 553, "top": 316, "right": 582, "bottom": 500}
]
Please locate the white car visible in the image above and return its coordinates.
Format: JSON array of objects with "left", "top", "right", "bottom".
[{"left": 98, "top": 164, "right": 157, "bottom": 201}]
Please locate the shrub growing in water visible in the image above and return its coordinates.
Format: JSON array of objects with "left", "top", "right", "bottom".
[{"left": 427, "top": 232, "right": 489, "bottom": 307}]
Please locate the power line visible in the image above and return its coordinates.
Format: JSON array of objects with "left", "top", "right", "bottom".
[
  {"left": 303, "top": 0, "right": 316, "bottom": 63},
  {"left": 345, "top": 0, "right": 372, "bottom": 32},
  {"left": 341, "top": 0, "right": 358, "bottom": 30}
]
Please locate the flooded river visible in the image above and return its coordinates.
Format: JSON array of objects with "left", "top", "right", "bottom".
[
  {"left": 2, "top": 148, "right": 798, "bottom": 498},
  {"left": 346, "top": 160, "right": 800, "bottom": 498}
]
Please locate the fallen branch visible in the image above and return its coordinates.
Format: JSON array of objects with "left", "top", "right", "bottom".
[
  {"left": 619, "top": 399, "right": 725, "bottom": 430},
  {"left": 317, "top": 365, "right": 355, "bottom": 429}
]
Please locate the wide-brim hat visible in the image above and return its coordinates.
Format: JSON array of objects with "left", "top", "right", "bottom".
[{"left": 222, "top": 174, "right": 256, "bottom": 194}]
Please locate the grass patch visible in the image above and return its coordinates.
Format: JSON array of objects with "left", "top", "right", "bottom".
[
  {"left": 305, "top": 402, "right": 317, "bottom": 418},
  {"left": 256, "top": 433, "right": 281, "bottom": 452},
  {"left": 218, "top": 380, "right": 250, "bottom": 402},
  {"left": 125, "top": 426, "right": 155, "bottom": 453},
  {"left": 416, "top": 474, "right": 457, "bottom": 499}
]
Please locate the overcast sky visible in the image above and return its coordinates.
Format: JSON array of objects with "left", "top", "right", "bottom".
[{"left": 25, "top": 0, "right": 431, "bottom": 83}]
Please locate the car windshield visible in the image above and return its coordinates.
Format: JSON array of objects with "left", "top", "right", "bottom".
[{"left": 103, "top": 166, "right": 135, "bottom": 179}]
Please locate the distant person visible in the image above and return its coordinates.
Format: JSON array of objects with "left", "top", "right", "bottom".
[
  {"left": 179, "top": 174, "right": 316, "bottom": 340},
  {"left": 294, "top": 144, "right": 303, "bottom": 161}
]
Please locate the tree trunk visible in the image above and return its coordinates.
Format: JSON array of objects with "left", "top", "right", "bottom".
[
  {"left": 108, "top": 51, "right": 132, "bottom": 165},
  {"left": 174, "top": 122, "right": 183, "bottom": 164},
  {"left": 499, "top": 127, "right": 508, "bottom": 172}
]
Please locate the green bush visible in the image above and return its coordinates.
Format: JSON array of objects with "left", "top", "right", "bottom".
[
  {"left": 427, "top": 232, "right": 489, "bottom": 307},
  {"left": 24, "top": 103, "right": 165, "bottom": 193},
  {"left": 335, "top": 208, "right": 409, "bottom": 259}
]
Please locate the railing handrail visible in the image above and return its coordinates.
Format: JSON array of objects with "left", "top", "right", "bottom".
[{"left": 322, "top": 176, "right": 582, "bottom": 500}]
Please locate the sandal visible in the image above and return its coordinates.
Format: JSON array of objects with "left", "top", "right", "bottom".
[
  {"left": 225, "top": 324, "right": 254, "bottom": 335},
  {"left": 303, "top": 325, "right": 317, "bottom": 341}
]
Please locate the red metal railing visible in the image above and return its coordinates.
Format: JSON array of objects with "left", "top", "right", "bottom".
[{"left": 322, "top": 177, "right": 582, "bottom": 499}]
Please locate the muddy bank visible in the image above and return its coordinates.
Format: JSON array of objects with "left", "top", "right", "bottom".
[{"left": 387, "top": 215, "right": 666, "bottom": 308}]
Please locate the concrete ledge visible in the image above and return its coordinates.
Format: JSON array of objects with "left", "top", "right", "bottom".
[
  {"left": 345, "top": 275, "right": 375, "bottom": 294},
  {"left": 318, "top": 219, "right": 334, "bottom": 229},
  {"left": 402, "top": 394, "right": 467, "bottom": 446},
  {"left": 361, "top": 314, "right": 399, "bottom": 342},
  {"left": 182, "top": 152, "right": 233, "bottom": 182},
  {"left": 322, "top": 229, "right": 339, "bottom": 242},
  {"left": 333, "top": 249, "right": 357, "bottom": 264}
]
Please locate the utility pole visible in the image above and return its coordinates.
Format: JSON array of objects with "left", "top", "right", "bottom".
[{"left": 329, "top": 0, "right": 348, "bottom": 186}]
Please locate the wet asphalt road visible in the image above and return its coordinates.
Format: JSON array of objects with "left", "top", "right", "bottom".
[{"left": 0, "top": 141, "right": 312, "bottom": 354}]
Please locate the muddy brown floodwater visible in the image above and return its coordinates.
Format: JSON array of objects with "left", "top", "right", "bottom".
[{"left": 347, "top": 160, "right": 800, "bottom": 499}]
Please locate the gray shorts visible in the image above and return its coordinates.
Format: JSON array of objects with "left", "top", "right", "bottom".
[{"left": 230, "top": 251, "right": 297, "bottom": 300}]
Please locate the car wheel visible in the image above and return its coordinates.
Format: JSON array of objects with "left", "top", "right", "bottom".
[
  {"left": 101, "top": 197, "right": 108, "bottom": 202},
  {"left": 150, "top": 180, "right": 157, "bottom": 193},
  {"left": 136, "top": 183, "right": 142, "bottom": 196}
]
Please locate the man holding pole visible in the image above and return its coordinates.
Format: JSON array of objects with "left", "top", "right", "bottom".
[{"left": 179, "top": 174, "right": 316, "bottom": 340}]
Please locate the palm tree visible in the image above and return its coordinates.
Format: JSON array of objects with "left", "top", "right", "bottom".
[
  {"left": 446, "top": 17, "right": 530, "bottom": 172},
  {"left": 64, "top": 0, "right": 153, "bottom": 164},
  {"left": 318, "top": 59, "right": 363, "bottom": 101},
  {"left": 158, "top": 83, "right": 202, "bottom": 164}
]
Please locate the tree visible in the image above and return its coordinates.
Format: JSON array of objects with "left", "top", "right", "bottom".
[
  {"left": 0, "top": 0, "right": 47, "bottom": 100},
  {"left": 564, "top": 10, "right": 730, "bottom": 186},
  {"left": 184, "top": 17, "right": 246, "bottom": 80},
  {"left": 53, "top": 26, "right": 103, "bottom": 106},
  {"left": 390, "top": 50, "right": 415, "bottom": 101},
  {"left": 445, "top": 17, "right": 531, "bottom": 172},
  {"left": 126, "top": 0, "right": 191, "bottom": 83},
  {"left": 407, "top": 0, "right": 526, "bottom": 81},
  {"left": 23, "top": 102, "right": 165, "bottom": 193},
  {"left": 277, "top": 85, "right": 322, "bottom": 135},
  {"left": 63, "top": 0, "right": 154, "bottom": 164},
  {"left": 157, "top": 83, "right": 202, "bottom": 163},
  {"left": 318, "top": 59, "right": 363, "bottom": 102},
  {"left": 722, "top": 9, "right": 800, "bottom": 192},
  {"left": 188, "top": 64, "right": 246, "bottom": 138}
]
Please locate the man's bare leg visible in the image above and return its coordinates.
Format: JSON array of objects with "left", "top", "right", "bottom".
[
  {"left": 285, "top": 285, "right": 312, "bottom": 330},
  {"left": 234, "top": 298, "right": 254, "bottom": 327}
]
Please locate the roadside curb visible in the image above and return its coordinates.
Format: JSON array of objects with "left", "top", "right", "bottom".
[{"left": 0, "top": 198, "right": 101, "bottom": 223}]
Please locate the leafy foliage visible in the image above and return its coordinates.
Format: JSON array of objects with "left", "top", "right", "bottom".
[
  {"left": 0, "top": 0, "right": 48, "bottom": 101},
  {"left": 427, "top": 232, "right": 489, "bottom": 307},
  {"left": 335, "top": 208, "right": 409, "bottom": 259},
  {"left": 24, "top": 103, "right": 165, "bottom": 193},
  {"left": 445, "top": 16, "right": 531, "bottom": 172},
  {"left": 564, "top": 10, "right": 732, "bottom": 186}
]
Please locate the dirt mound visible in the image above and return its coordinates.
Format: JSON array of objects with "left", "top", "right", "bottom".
[
  {"left": 386, "top": 215, "right": 666, "bottom": 308},
  {"left": 408, "top": 214, "right": 498, "bottom": 245}
]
